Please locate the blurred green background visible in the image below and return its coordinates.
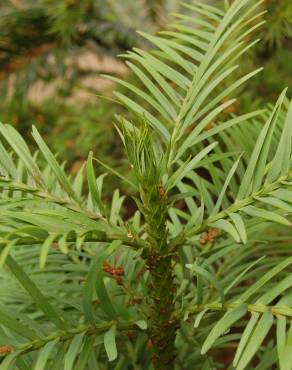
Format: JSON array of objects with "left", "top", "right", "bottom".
[{"left": 0, "top": 0, "right": 291, "bottom": 179}]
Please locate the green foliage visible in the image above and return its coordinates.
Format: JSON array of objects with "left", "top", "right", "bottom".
[
  {"left": 260, "top": 0, "right": 292, "bottom": 47},
  {"left": 0, "top": 0, "right": 183, "bottom": 182},
  {"left": 230, "top": 0, "right": 292, "bottom": 107},
  {"left": 0, "top": 0, "right": 291, "bottom": 369}
]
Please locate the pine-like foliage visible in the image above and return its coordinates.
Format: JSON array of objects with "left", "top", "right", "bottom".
[
  {"left": 0, "top": 0, "right": 183, "bottom": 166},
  {"left": 0, "top": 0, "right": 291, "bottom": 369}
]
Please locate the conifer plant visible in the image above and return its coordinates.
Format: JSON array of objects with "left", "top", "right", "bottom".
[{"left": 0, "top": 0, "right": 292, "bottom": 369}]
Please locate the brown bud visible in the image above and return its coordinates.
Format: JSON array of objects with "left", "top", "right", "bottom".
[
  {"left": 0, "top": 345, "right": 12, "bottom": 354},
  {"left": 115, "top": 276, "right": 123, "bottom": 285},
  {"left": 158, "top": 185, "right": 166, "bottom": 199},
  {"left": 147, "top": 338, "right": 154, "bottom": 348}
]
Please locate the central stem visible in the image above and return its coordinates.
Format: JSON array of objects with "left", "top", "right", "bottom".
[
  {"left": 142, "top": 185, "right": 177, "bottom": 369},
  {"left": 148, "top": 253, "right": 176, "bottom": 369}
]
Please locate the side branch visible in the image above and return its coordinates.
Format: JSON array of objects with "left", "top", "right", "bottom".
[
  {"left": 170, "top": 171, "right": 292, "bottom": 250},
  {"left": 175, "top": 301, "right": 292, "bottom": 320},
  {"left": 0, "top": 320, "right": 141, "bottom": 358}
]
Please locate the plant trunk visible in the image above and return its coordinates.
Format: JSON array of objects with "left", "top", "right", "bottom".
[
  {"left": 142, "top": 184, "right": 177, "bottom": 369},
  {"left": 148, "top": 253, "right": 177, "bottom": 370},
  {"left": 139, "top": 177, "right": 177, "bottom": 369}
]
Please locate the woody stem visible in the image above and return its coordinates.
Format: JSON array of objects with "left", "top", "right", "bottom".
[{"left": 142, "top": 185, "right": 177, "bottom": 370}]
